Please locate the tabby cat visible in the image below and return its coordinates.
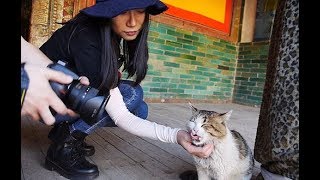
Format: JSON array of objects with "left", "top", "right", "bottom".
[{"left": 186, "top": 103, "right": 254, "bottom": 180}]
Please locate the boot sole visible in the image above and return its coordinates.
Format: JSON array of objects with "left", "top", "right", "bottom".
[{"left": 45, "top": 158, "right": 99, "bottom": 180}]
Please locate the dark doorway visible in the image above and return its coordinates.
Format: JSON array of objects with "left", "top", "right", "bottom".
[{"left": 21, "top": 0, "right": 32, "bottom": 40}]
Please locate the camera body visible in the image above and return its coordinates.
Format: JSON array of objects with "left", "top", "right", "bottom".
[{"left": 48, "top": 61, "right": 109, "bottom": 125}]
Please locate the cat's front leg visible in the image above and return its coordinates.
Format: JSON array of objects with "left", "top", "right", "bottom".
[{"left": 196, "top": 167, "right": 211, "bottom": 180}]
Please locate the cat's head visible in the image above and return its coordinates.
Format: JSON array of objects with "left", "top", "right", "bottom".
[{"left": 187, "top": 103, "right": 232, "bottom": 146}]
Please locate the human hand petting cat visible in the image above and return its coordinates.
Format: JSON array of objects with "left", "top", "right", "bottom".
[
  {"left": 176, "top": 130, "right": 214, "bottom": 158},
  {"left": 105, "top": 88, "right": 213, "bottom": 157}
]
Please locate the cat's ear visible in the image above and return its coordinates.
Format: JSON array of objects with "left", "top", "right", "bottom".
[
  {"left": 188, "top": 102, "right": 198, "bottom": 115},
  {"left": 220, "top": 110, "right": 233, "bottom": 121}
]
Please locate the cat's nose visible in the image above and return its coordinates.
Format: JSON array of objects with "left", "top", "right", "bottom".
[
  {"left": 191, "top": 130, "right": 199, "bottom": 137},
  {"left": 191, "top": 129, "right": 197, "bottom": 135},
  {"left": 191, "top": 133, "right": 200, "bottom": 141}
]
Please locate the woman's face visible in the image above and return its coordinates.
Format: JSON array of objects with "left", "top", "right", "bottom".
[{"left": 111, "top": 9, "right": 146, "bottom": 41}]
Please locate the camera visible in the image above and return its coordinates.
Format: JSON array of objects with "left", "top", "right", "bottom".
[{"left": 47, "top": 61, "right": 110, "bottom": 125}]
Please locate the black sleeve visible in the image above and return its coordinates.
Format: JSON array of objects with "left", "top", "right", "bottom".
[
  {"left": 39, "top": 25, "right": 71, "bottom": 64},
  {"left": 69, "top": 26, "right": 102, "bottom": 88},
  {"left": 40, "top": 23, "right": 103, "bottom": 88}
]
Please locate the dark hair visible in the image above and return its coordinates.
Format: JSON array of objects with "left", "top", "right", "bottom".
[{"left": 66, "top": 12, "right": 150, "bottom": 93}]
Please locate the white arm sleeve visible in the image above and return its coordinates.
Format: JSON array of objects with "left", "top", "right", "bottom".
[{"left": 105, "top": 87, "right": 180, "bottom": 144}]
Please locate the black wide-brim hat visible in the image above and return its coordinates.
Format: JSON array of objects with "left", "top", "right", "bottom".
[{"left": 81, "top": 0, "right": 168, "bottom": 19}]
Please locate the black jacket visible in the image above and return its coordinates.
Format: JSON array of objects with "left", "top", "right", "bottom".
[{"left": 40, "top": 20, "right": 103, "bottom": 88}]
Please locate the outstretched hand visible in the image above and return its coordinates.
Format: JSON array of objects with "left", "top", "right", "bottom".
[{"left": 176, "top": 130, "right": 213, "bottom": 158}]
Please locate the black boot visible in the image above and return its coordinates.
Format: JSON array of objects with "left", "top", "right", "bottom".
[
  {"left": 80, "top": 141, "right": 95, "bottom": 157},
  {"left": 45, "top": 123, "right": 99, "bottom": 179},
  {"left": 48, "top": 122, "right": 95, "bottom": 156}
]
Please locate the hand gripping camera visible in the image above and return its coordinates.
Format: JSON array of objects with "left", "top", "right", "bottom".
[{"left": 47, "top": 61, "right": 110, "bottom": 125}]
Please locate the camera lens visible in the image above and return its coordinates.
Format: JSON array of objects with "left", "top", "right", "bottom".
[
  {"left": 65, "top": 80, "right": 98, "bottom": 110},
  {"left": 48, "top": 62, "right": 110, "bottom": 125},
  {"left": 65, "top": 80, "right": 109, "bottom": 125}
]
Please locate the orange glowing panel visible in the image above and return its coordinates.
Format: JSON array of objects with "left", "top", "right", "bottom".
[{"left": 162, "top": 0, "right": 233, "bottom": 34}]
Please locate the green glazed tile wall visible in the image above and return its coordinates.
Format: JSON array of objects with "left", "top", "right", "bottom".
[
  {"left": 233, "top": 42, "right": 269, "bottom": 106},
  {"left": 142, "top": 22, "right": 237, "bottom": 102},
  {"left": 124, "top": 21, "right": 269, "bottom": 106}
]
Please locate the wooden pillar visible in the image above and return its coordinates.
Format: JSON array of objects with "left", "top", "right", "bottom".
[
  {"left": 28, "top": 0, "right": 95, "bottom": 47},
  {"left": 240, "top": 0, "right": 257, "bottom": 42},
  {"left": 73, "top": 0, "right": 95, "bottom": 16},
  {"left": 29, "top": 0, "right": 64, "bottom": 47}
]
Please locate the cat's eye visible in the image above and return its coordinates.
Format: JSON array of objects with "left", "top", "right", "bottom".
[{"left": 203, "top": 116, "right": 207, "bottom": 123}]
